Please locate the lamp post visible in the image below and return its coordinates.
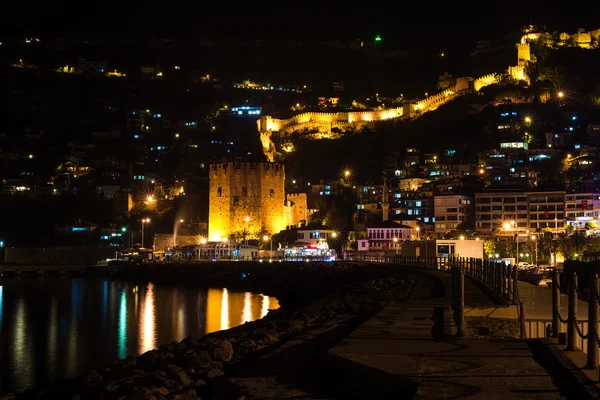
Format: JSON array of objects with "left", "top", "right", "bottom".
[
  {"left": 221, "top": 237, "right": 229, "bottom": 260},
  {"left": 199, "top": 237, "right": 207, "bottom": 260},
  {"left": 416, "top": 226, "right": 420, "bottom": 240},
  {"left": 393, "top": 237, "right": 399, "bottom": 255},
  {"left": 244, "top": 216, "right": 250, "bottom": 246},
  {"left": 531, "top": 235, "right": 538, "bottom": 266},
  {"left": 344, "top": 170, "right": 350, "bottom": 185},
  {"left": 503, "top": 220, "right": 518, "bottom": 264},
  {"left": 141, "top": 218, "right": 151, "bottom": 248},
  {"left": 263, "top": 235, "right": 272, "bottom": 258}
]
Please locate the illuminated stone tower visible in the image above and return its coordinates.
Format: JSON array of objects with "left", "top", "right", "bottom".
[
  {"left": 517, "top": 43, "right": 531, "bottom": 63},
  {"left": 208, "top": 162, "right": 286, "bottom": 241}
]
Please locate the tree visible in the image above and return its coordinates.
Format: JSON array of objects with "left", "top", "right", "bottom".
[
  {"left": 437, "top": 72, "right": 455, "bottom": 91},
  {"left": 586, "top": 221, "right": 598, "bottom": 230},
  {"left": 537, "top": 65, "right": 565, "bottom": 87},
  {"left": 484, "top": 239, "right": 496, "bottom": 256}
]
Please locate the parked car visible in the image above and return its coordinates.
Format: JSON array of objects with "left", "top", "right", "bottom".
[{"left": 517, "top": 262, "right": 533, "bottom": 269}]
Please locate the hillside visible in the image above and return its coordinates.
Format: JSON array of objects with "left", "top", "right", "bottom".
[{"left": 282, "top": 82, "right": 600, "bottom": 183}]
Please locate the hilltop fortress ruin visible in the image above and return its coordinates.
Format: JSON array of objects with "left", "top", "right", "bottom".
[{"left": 258, "top": 26, "right": 596, "bottom": 161}]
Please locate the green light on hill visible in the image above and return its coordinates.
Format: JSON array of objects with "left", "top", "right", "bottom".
[{"left": 374, "top": 35, "right": 382, "bottom": 42}]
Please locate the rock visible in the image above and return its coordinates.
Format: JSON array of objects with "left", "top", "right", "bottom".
[
  {"left": 130, "top": 387, "right": 158, "bottom": 400},
  {"left": 239, "top": 339, "right": 256, "bottom": 348},
  {"left": 290, "top": 319, "right": 305, "bottom": 330},
  {"left": 139, "top": 350, "right": 160, "bottom": 363},
  {"left": 192, "top": 350, "right": 212, "bottom": 368},
  {"left": 194, "top": 379, "right": 207, "bottom": 387},
  {"left": 153, "top": 386, "right": 170, "bottom": 396},
  {"left": 84, "top": 369, "right": 103, "bottom": 387},
  {"left": 165, "top": 379, "right": 183, "bottom": 392},
  {"left": 210, "top": 361, "right": 223, "bottom": 369},
  {"left": 167, "top": 365, "right": 194, "bottom": 387},
  {"left": 106, "top": 379, "right": 133, "bottom": 394},
  {"left": 181, "top": 336, "right": 197, "bottom": 346},
  {"left": 159, "top": 352, "right": 175, "bottom": 360},
  {"left": 172, "top": 389, "right": 201, "bottom": 400},
  {"left": 204, "top": 367, "right": 225, "bottom": 379},
  {"left": 208, "top": 339, "right": 233, "bottom": 362},
  {"left": 0, "top": 393, "right": 16, "bottom": 400}
]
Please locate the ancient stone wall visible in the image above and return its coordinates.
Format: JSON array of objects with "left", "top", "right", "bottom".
[
  {"left": 473, "top": 74, "right": 499, "bottom": 91},
  {"left": 285, "top": 193, "right": 308, "bottom": 227},
  {"left": 154, "top": 233, "right": 203, "bottom": 251},
  {"left": 209, "top": 162, "right": 286, "bottom": 241}
]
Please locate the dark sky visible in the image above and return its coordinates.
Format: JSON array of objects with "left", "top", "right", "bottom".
[{"left": 3, "top": 5, "right": 600, "bottom": 45}]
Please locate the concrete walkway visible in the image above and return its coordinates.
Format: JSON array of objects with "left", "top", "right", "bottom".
[
  {"left": 519, "top": 281, "right": 588, "bottom": 320},
  {"left": 328, "top": 271, "right": 576, "bottom": 399}
]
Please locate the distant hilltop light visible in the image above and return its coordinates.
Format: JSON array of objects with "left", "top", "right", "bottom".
[{"left": 374, "top": 35, "right": 382, "bottom": 42}]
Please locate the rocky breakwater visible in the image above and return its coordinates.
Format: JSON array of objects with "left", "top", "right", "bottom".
[{"left": 29, "top": 270, "right": 422, "bottom": 400}]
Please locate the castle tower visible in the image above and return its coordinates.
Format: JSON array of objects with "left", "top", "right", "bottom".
[
  {"left": 381, "top": 175, "right": 389, "bottom": 222},
  {"left": 208, "top": 162, "right": 286, "bottom": 241},
  {"left": 517, "top": 43, "right": 531, "bottom": 63}
]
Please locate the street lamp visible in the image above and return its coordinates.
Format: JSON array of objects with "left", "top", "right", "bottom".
[
  {"left": 121, "top": 226, "right": 133, "bottom": 248},
  {"left": 141, "top": 218, "right": 151, "bottom": 248},
  {"left": 222, "top": 237, "right": 229, "bottom": 260},
  {"left": 331, "top": 232, "right": 337, "bottom": 238},
  {"left": 344, "top": 170, "right": 350, "bottom": 184},
  {"left": 393, "top": 237, "right": 399, "bottom": 255},
  {"left": 416, "top": 226, "right": 420, "bottom": 240},
  {"left": 263, "top": 234, "right": 272, "bottom": 257},
  {"left": 244, "top": 216, "right": 250, "bottom": 245},
  {"left": 503, "top": 221, "right": 518, "bottom": 264},
  {"left": 531, "top": 235, "right": 538, "bottom": 266},
  {"left": 459, "top": 235, "right": 465, "bottom": 240},
  {"left": 146, "top": 195, "right": 154, "bottom": 204}
]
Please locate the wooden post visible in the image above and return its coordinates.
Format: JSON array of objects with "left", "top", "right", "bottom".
[
  {"left": 567, "top": 272, "right": 579, "bottom": 351},
  {"left": 552, "top": 268, "right": 560, "bottom": 336},
  {"left": 456, "top": 266, "right": 465, "bottom": 336},
  {"left": 507, "top": 264, "right": 512, "bottom": 301},
  {"left": 586, "top": 274, "right": 599, "bottom": 369}
]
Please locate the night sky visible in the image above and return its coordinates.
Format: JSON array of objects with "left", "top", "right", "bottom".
[{"left": 2, "top": 6, "right": 600, "bottom": 57}]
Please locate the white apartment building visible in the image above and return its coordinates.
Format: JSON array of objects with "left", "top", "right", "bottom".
[
  {"left": 527, "top": 191, "right": 565, "bottom": 231},
  {"left": 475, "top": 191, "right": 600, "bottom": 235},
  {"left": 434, "top": 195, "right": 473, "bottom": 234},
  {"left": 565, "top": 193, "right": 600, "bottom": 227},
  {"left": 475, "top": 192, "right": 528, "bottom": 235},
  {"left": 296, "top": 227, "right": 337, "bottom": 245},
  {"left": 357, "top": 220, "right": 413, "bottom": 251}
]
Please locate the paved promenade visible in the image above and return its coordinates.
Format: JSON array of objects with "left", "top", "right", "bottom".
[
  {"left": 519, "top": 281, "right": 588, "bottom": 320},
  {"left": 328, "top": 271, "right": 579, "bottom": 399}
]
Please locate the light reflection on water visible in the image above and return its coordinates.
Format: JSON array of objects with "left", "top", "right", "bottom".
[
  {"left": 0, "top": 278, "right": 279, "bottom": 395},
  {"left": 117, "top": 290, "right": 127, "bottom": 359},
  {"left": 139, "top": 282, "right": 156, "bottom": 354},
  {"left": 0, "top": 285, "right": 3, "bottom": 331}
]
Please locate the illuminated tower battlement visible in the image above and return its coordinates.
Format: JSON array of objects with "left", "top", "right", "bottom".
[{"left": 208, "top": 162, "right": 286, "bottom": 241}]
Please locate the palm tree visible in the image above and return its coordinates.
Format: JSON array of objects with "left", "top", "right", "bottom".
[{"left": 437, "top": 72, "right": 455, "bottom": 91}]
